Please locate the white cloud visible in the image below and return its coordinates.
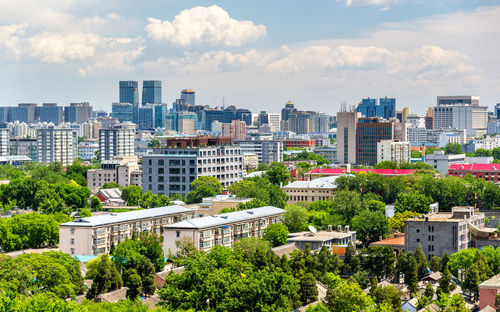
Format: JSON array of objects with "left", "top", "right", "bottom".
[
  {"left": 145, "top": 5, "right": 266, "bottom": 46},
  {"left": 0, "top": 23, "right": 28, "bottom": 56},
  {"left": 29, "top": 32, "right": 99, "bottom": 64},
  {"left": 339, "top": 0, "right": 400, "bottom": 9}
]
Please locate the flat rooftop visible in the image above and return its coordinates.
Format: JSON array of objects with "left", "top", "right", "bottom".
[
  {"left": 164, "top": 206, "right": 285, "bottom": 230},
  {"left": 61, "top": 205, "right": 196, "bottom": 228},
  {"left": 287, "top": 231, "right": 354, "bottom": 242}
]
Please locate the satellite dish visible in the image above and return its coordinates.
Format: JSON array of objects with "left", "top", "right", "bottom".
[{"left": 308, "top": 225, "right": 317, "bottom": 234}]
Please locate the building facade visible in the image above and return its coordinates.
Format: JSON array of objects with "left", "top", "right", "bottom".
[
  {"left": 356, "top": 118, "right": 394, "bottom": 166},
  {"left": 448, "top": 163, "right": 500, "bottom": 183},
  {"left": 425, "top": 150, "right": 466, "bottom": 175},
  {"left": 99, "top": 123, "right": 135, "bottom": 161},
  {"left": 142, "top": 145, "right": 243, "bottom": 196},
  {"left": 36, "top": 127, "right": 77, "bottom": 166},
  {"left": 119, "top": 81, "right": 139, "bottom": 124},
  {"left": 282, "top": 176, "right": 338, "bottom": 204},
  {"left": 163, "top": 206, "right": 285, "bottom": 254},
  {"left": 87, "top": 155, "right": 142, "bottom": 193},
  {"left": 336, "top": 111, "right": 360, "bottom": 164},
  {"left": 377, "top": 140, "right": 411, "bottom": 164},
  {"left": 0, "top": 129, "right": 9, "bottom": 156},
  {"left": 142, "top": 80, "right": 162, "bottom": 105},
  {"left": 59, "top": 206, "right": 196, "bottom": 256},
  {"left": 236, "top": 139, "right": 283, "bottom": 164},
  {"left": 404, "top": 206, "right": 485, "bottom": 259}
]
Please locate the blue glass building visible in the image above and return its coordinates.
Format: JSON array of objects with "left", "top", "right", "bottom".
[
  {"left": 112, "top": 103, "right": 134, "bottom": 123},
  {"left": 357, "top": 97, "right": 396, "bottom": 120},
  {"left": 36, "top": 103, "right": 63, "bottom": 125},
  {"left": 180, "top": 89, "right": 195, "bottom": 106},
  {"left": 119, "top": 81, "right": 139, "bottom": 123},
  {"left": 138, "top": 107, "right": 154, "bottom": 130},
  {"left": 142, "top": 80, "right": 162, "bottom": 105}
]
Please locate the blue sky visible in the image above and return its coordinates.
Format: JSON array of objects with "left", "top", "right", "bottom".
[{"left": 0, "top": 0, "right": 498, "bottom": 114}]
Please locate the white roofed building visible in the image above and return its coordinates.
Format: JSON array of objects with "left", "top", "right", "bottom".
[
  {"left": 163, "top": 206, "right": 285, "bottom": 254},
  {"left": 282, "top": 176, "right": 339, "bottom": 203}
]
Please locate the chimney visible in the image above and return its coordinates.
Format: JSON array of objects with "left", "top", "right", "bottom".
[
  {"left": 379, "top": 236, "right": 382, "bottom": 241},
  {"left": 328, "top": 225, "right": 333, "bottom": 232},
  {"left": 345, "top": 225, "right": 350, "bottom": 232},
  {"left": 337, "top": 225, "right": 341, "bottom": 231}
]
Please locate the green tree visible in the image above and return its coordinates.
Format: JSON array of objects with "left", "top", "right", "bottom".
[
  {"left": 263, "top": 223, "right": 289, "bottom": 247},
  {"left": 125, "top": 271, "right": 142, "bottom": 300},
  {"left": 353, "top": 270, "right": 370, "bottom": 289},
  {"left": 331, "top": 190, "right": 363, "bottom": 223},
  {"left": 121, "top": 185, "right": 143, "bottom": 206},
  {"left": 429, "top": 256, "right": 441, "bottom": 273},
  {"left": 371, "top": 285, "right": 402, "bottom": 311},
  {"left": 306, "top": 303, "right": 329, "bottom": 312},
  {"left": 299, "top": 272, "right": 318, "bottom": 305},
  {"left": 437, "top": 265, "right": 452, "bottom": 295},
  {"left": 462, "top": 263, "right": 480, "bottom": 301},
  {"left": 324, "top": 280, "right": 373, "bottom": 312},
  {"left": 266, "top": 162, "right": 289, "bottom": 185},
  {"left": 79, "top": 208, "right": 91, "bottom": 217},
  {"left": 389, "top": 211, "right": 420, "bottom": 232},
  {"left": 350, "top": 210, "right": 389, "bottom": 247},
  {"left": 394, "top": 191, "right": 433, "bottom": 214},
  {"left": 424, "top": 281, "right": 435, "bottom": 299},
  {"left": 236, "top": 198, "right": 268, "bottom": 211},
  {"left": 185, "top": 176, "right": 223, "bottom": 204},
  {"left": 284, "top": 204, "right": 308, "bottom": 232},
  {"left": 495, "top": 294, "right": 500, "bottom": 312},
  {"left": 375, "top": 161, "right": 398, "bottom": 169},
  {"left": 102, "top": 182, "right": 121, "bottom": 189},
  {"left": 365, "top": 199, "right": 386, "bottom": 213},
  {"left": 86, "top": 254, "right": 122, "bottom": 299},
  {"left": 444, "top": 143, "right": 462, "bottom": 154},
  {"left": 415, "top": 244, "right": 428, "bottom": 279},
  {"left": 90, "top": 196, "right": 103, "bottom": 211}
]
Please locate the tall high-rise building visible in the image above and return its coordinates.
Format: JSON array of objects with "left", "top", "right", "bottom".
[
  {"left": 112, "top": 103, "right": 134, "bottom": 123},
  {"left": 180, "top": 89, "right": 195, "bottom": 106},
  {"left": 64, "top": 102, "right": 92, "bottom": 124},
  {"left": 437, "top": 96, "right": 480, "bottom": 106},
  {"left": 99, "top": 123, "right": 135, "bottom": 161},
  {"left": 495, "top": 103, "right": 500, "bottom": 120},
  {"left": 36, "top": 103, "right": 64, "bottom": 125},
  {"left": 357, "top": 97, "right": 396, "bottom": 120},
  {"left": 337, "top": 111, "right": 360, "bottom": 164},
  {"left": 142, "top": 80, "right": 162, "bottom": 105},
  {"left": 138, "top": 106, "right": 154, "bottom": 130},
  {"left": 0, "top": 129, "right": 9, "bottom": 156},
  {"left": 119, "top": 81, "right": 139, "bottom": 124},
  {"left": 36, "top": 127, "right": 78, "bottom": 166},
  {"left": 433, "top": 96, "right": 487, "bottom": 135},
  {"left": 356, "top": 118, "right": 395, "bottom": 166}
]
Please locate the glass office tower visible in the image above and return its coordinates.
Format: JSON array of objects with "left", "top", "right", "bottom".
[{"left": 142, "top": 80, "right": 162, "bottom": 105}]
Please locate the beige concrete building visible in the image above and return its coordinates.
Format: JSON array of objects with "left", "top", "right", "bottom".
[
  {"left": 87, "top": 155, "right": 141, "bottom": 193},
  {"left": 36, "top": 126, "right": 78, "bottom": 166},
  {"left": 336, "top": 111, "right": 360, "bottom": 164},
  {"left": 196, "top": 195, "right": 252, "bottom": 216},
  {"left": 163, "top": 206, "right": 285, "bottom": 254},
  {"left": 99, "top": 122, "right": 135, "bottom": 161},
  {"left": 59, "top": 205, "right": 196, "bottom": 256},
  {"left": 282, "top": 176, "right": 339, "bottom": 204},
  {"left": 377, "top": 140, "right": 411, "bottom": 164}
]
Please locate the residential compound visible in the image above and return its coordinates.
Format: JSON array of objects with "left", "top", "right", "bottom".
[
  {"left": 163, "top": 206, "right": 285, "bottom": 254},
  {"left": 282, "top": 176, "right": 338, "bottom": 204},
  {"left": 59, "top": 206, "right": 196, "bottom": 256},
  {"left": 142, "top": 137, "right": 243, "bottom": 196},
  {"left": 404, "top": 207, "right": 487, "bottom": 260},
  {"left": 36, "top": 126, "right": 78, "bottom": 166},
  {"left": 87, "top": 155, "right": 142, "bottom": 193},
  {"left": 99, "top": 123, "right": 135, "bottom": 161}
]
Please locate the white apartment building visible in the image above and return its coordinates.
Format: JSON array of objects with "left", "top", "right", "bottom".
[
  {"left": 268, "top": 113, "right": 281, "bottom": 132},
  {"left": 406, "top": 114, "right": 426, "bottom": 129},
  {"left": 78, "top": 140, "right": 99, "bottom": 161},
  {"left": 59, "top": 206, "right": 196, "bottom": 256},
  {"left": 236, "top": 139, "right": 283, "bottom": 164},
  {"left": 425, "top": 150, "right": 466, "bottom": 175},
  {"left": 408, "top": 128, "right": 466, "bottom": 147},
  {"left": 433, "top": 105, "right": 488, "bottom": 135},
  {"left": 163, "top": 206, "right": 285, "bottom": 254},
  {"left": 178, "top": 118, "right": 195, "bottom": 135},
  {"left": 469, "top": 136, "right": 500, "bottom": 151},
  {"left": 377, "top": 140, "right": 411, "bottom": 164},
  {"left": 0, "top": 129, "right": 9, "bottom": 156},
  {"left": 36, "top": 126, "right": 78, "bottom": 166},
  {"left": 87, "top": 155, "right": 142, "bottom": 193},
  {"left": 99, "top": 122, "right": 135, "bottom": 161}
]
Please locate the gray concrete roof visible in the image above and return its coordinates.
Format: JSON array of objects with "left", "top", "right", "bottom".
[
  {"left": 61, "top": 205, "right": 196, "bottom": 228},
  {"left": 283, "top": 176, "right": 339, "bottom": 189},
  {"left": 164, "top": 206, "right": 285, "bottom": 230}
]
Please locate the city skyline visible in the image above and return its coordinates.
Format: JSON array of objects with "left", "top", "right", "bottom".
[{"left": 0, "top": 1, "right": 498, "bottom": 114}]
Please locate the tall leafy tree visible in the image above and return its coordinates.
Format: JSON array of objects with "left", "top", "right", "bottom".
[
  {"left": 350, "top": 210, "right": 389, "bottom": 247},
  {"left": 263, "top": 223, "right": 289, "bottom": 247}
]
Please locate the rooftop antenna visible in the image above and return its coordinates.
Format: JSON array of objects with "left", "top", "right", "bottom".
[
  {"left": 308, "top": 225, "right": 317, "bottom": 235},
  {"left": 340, "top": 100, "right": 347, "bottom": 112}
]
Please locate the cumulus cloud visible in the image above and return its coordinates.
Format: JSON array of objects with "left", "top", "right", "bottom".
[
  {"left": 0, "top": 23, "right": 28, "bottom": 56},
  {"left": 29, "top": 32, "right": 99, "bottom": 64},
  {"left": 145, "top": 5, "right": 266, "bottom": 46}
]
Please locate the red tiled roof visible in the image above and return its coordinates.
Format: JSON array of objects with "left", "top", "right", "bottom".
[
  {"left": 371, "top": 233, "right": 405, "bottom": 247},
  {"left": 448, "top": 163, "right": 500, "bottom": 171},
  {"left": 307, "top": 168, "right": 416, "bottom": 175}
]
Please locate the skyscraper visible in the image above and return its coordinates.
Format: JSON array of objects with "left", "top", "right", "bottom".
[
  {"left": 180, "top": 89, "right": 195, "bottom": 106},
  {"left": 112, "top": 103, "right": 134, "bottom": 123},
  {"left": 379, "top": 97, "right": 396, "bottom": 119},
  {"left": 64, "top": 102, "right": 92, "bottom": 124},
  {"left": 119, "top": 81, "right": 139, "bottom": 124},
  {"left": 99, "top": 123, "right": 135, "bottom": 161},
  {"left": 337, "top": 110, "right": 360, "bottom": 164},
  {"left": 357, "top": 97, "right": 396, "bottom": 120},
  {"left": 142, "top": 80, "right": 162, "bottom": 105},
  {"left": 36, "top": 127, "right": 78, "bottom": 166}
]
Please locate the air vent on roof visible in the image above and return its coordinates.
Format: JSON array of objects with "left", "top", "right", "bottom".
[
  {"left": 247, "top": 211, "right": 254, "bottom": 215},
  {"left": 111, "top": 213, "right": 117, "bottom": 216},
  {"left": 221, "top": 215, "right": 228, "bottom": 219}
]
